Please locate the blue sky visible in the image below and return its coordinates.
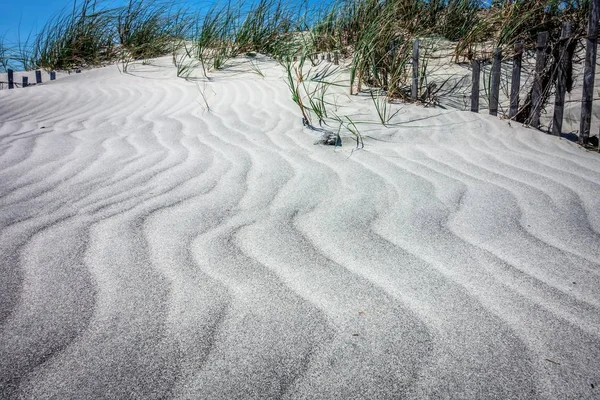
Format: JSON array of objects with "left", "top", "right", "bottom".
[
  {"left": 0, "top": 0, "right": 332, "bottom": 46},
  {"left": 2, "top": 0, "right": 75, "bottom": 44},
  {"left": 1, "top": 0, "right": 503, "bottom": 47},
  {"left": 1, "top": 0, "right": 125, "bottom": 45}
]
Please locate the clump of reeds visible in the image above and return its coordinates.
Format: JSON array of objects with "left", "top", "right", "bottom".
[
  {"left": 232, "top": 0, "right": 296, "bottom": 56},
  {"left": 188, "top": 2, "right": 237, "bottom": 72},
  {"left": 428, "top": 0, "right": 480, "bottom": 41},
  {"left": 118, "top": 0, "right": 190, "bottom": 61},
  {"left": 26, "top": 0, "right": 190, "bottom": 71},
  {"left": 185, "top": 0, "right": 299, "bottom": 73},
  {"left": 31, "top": 0, "right": 116, "bottom": 70},
  {"left": 455, "top": 0, "right": 588, "bottom": 59}
]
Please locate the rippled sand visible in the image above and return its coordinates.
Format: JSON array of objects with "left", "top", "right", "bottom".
[{"left": 1, "top": 57, "right": 599, "bottom": 399}]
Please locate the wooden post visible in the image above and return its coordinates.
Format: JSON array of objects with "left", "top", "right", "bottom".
[
  {"left": 552, "top": 22, "right": 572, "bottom": 136},
  {"left": 50, "top": 71, "right": 56, "bottom": 80},
  {"left": 334, "top": 52, "right": 339, "bottom": 65},
  {"left": 509, "top": 42, "right": 523, "bottom": 119},
  {"left": 471, "top": 59, "right": 480, "bottom": 112},
  {"left": 22, "top": 76, "right": 28, "bottom": 87},
  {"left": 327, "top": 53, "right": 331, "bottom": 62},
  {"left": 529, "top": 31, "right": 549, "bottom": 128},
  {"left": 489, "top": 47, "right": 502, "bottom": 116},
  {"left": 8, "top": 69, "right": 14, "bottom": 89},
  {"left": 412, "top": 39, "right": 419, "bottom": 101},
  {"left": 35, "top": 70, "right": 42, "bottom": 84},
  {"left": 580, "top": 0, "right": 600, "bottom": 144}
]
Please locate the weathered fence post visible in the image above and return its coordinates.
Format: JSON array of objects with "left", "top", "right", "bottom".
[
  {"left": 552, "top": 22, "right": 572, "bottom": 137},
  {"left": 35, "top": 70, "right": 42, "bottom": 84},
  {"left": 50, "top": 71, "right": 56, "bottom": 80},
  {"left": 471, "top": 59, "right": 480, "bottom": 112},
  {"left": 8, "top": 69, "right": 14, "bottom": 89},
  {"left": 22, "top": 76, "right": 28, "bottom": 88},
  {"left": 509, "top": 42, "right": 523, "bottom": 119},
  {"left": 327, "top": 53, "right": 331, "bottom": 62},
  {"left": 489, "top": 47, "right": 502, "bottom": 116},
  {"left": 580, "top": 0, "right": 600, "bottom": 144},
  {"left": 334, "top": 52, "right": 339, "bottom": 65},
  {"left": 412, "top": 39, "right": 419, "bottom": 101},
  {"left": 529, "top": 31, "right": 549, "bottom": 128}
]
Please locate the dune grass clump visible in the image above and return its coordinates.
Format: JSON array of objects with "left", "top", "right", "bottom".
[
  {"left": 455, "top": 0, "right": 589, "bottom": 59},
  {"left": 426, "top": 0, "right": 481, "bottom": 41},
  {"left": 118, "top": 0, "right": 190, "bottom": 61},
  {"left": 187, "top": 3, "right": 238, "bottom": 72},
  {"left": 26, "top": 0, "right": 190, "bottom": 71},
  {"left": 31, "top": 0, "right": 116, "bottom": 70},
  {"left": 184, "top": 0, "right": 301, "bottom": 73},
  {"left": 232, "top": 0, "right": 298, "bottom": 56}
]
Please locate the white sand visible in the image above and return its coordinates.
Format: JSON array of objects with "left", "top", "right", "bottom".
[{"left": 1, "top": 56, "right": 599, "bottom": 399}]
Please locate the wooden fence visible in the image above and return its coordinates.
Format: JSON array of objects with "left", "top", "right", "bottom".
[
  {"left": 463, "top": 0, "right": 600, "bottom": 146},
  {"left": 0, "top": 69, "right": 80, "bottom": 90}
]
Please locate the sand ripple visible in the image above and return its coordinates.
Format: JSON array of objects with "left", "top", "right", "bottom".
[{"left": 1, "top": 58, "right": 599, "bottom": 399}]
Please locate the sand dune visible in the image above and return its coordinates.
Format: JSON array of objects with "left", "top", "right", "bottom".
[{"left": 1, "top": 56, "right": 599, "bottom": 399}]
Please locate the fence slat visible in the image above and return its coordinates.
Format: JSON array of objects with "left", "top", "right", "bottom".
[
  {"left": 529, "top": 31, "right": 549, "bottom": 128},
  {"left": 509, "top": 42, "right": 523, "bottom": 119},
  {"left": 22, "top": 76, "right": 28, "bottom": 88},
  {"left": 471, "top": 60, "right": 480, "bottom": 113},
  {"left": 489, "top": 47, "right": 502, "bottom": 116},
  {"left": 8, "top": 69, "right": 14, "bottom": 89},
  {"left": 35, "top": 70, "right": 42, "bottom": 84},
  {"left": 552, "top": 23, "right": 572, "bottom": 137},
  {"left": 412, "top": 39, "right": 419, "bottom": 101},
  {"left": 580, "top": 0, "right": 600, "bottom": 144}
]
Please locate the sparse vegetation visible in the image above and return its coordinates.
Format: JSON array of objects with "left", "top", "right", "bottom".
[
  {"left": 31, "top": 0, "right": 117, "bottom": 70},
  {"left": 3, "top": 0, "right": 595, "bottom": 144},
  {"left": 118, "top": 0, "right": 190, "bottom": 61}
]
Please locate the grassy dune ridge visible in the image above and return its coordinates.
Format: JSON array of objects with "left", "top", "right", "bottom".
[{"left": 0, "top": 0, "right": 595, "bottom": 138}]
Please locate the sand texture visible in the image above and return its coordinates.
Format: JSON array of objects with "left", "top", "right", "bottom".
[{"left": 1, "top": 57, "right": 600, "bottom": 399}]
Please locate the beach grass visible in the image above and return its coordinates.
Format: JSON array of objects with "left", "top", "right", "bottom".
[
  {"left": 5, "top": 0, "right": 590, "bottom": 71},
  {"left": 3, "top": 0, "right": 594, "bottom": 140}
]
